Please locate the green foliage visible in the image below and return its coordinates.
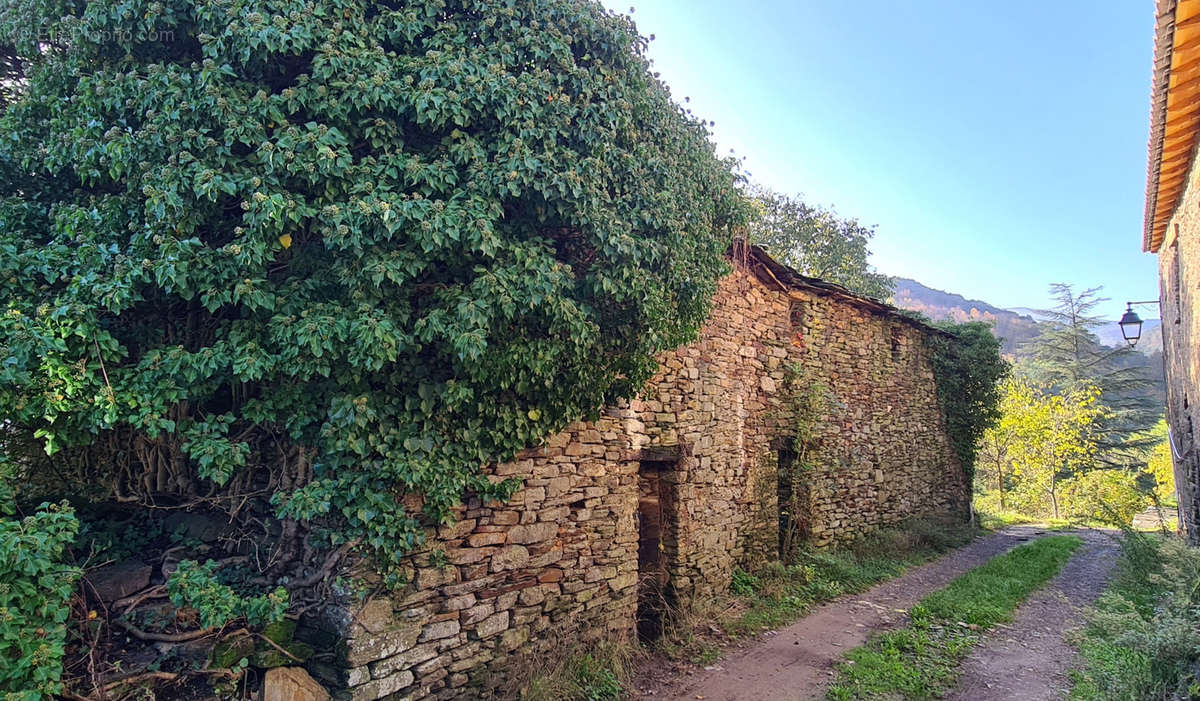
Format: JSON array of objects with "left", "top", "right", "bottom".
[
  {"left": 1141, "top": 419, "right": 1176, "bottom": 504},
  {"left": 920, "top": 535, "right": 1080, "bottom": 627},
  {"left": 746, "top": 186, "right": 894, "bottom": 300},
  {"left": 977, "top": 379, "right": 1108, "bottom": 519},
  {"left": 777, "top": 362, "right": 832, "bottom": 556},
  {"left": 1059, "top": 469, "right": 1147, "bottom": 526},
  {"left": 0, "top": 0, "right": 746, "bottom": 573},
  {"left": 1072, "top": 533, "right": 1200, "bottom": 699},
  {"left": 166, "top": 559, "right": 288, "bottom": 630},
  {"left": 829, "top": 535, "right": 1081, "bottom": 700},
  {"left": 928, "top": 321, "right": 1009, "bottom": 482},
  {"left": 976, "top": 378, "right": 1156, "bottom": 524},
  {"left": 1071, "top": 532, "right": 1200, "bottom": 701},
  {"left": 0, "top": 499, "right": 80, "bottom": 699},
  {"left": 1020, "top": 284, "right": 1160, "bottom": 464},
  {"left": 729, "top": 568, "right": 760, "bottom": 597}
]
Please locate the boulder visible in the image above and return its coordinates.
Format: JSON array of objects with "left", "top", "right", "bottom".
[
  {"left": 88, "top": 559, "right": 152, "bottom": 603},
  {"left": 262, "top": 666, "right": 330, "bottom": 701}
]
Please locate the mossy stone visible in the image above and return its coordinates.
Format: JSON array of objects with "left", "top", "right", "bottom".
[
  {"left": 210, "top": 635, "right": 254, "bottom": 668},
  {"left": 251, "top": 640, "right": 315, "bottom": 668},
  {"left": 261, "top": 619, "right": 297, "bottom": 645}
]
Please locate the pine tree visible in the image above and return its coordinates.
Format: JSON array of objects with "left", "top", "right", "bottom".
[{"left": 1022, "top": 284, "right": 1161, "bottom": 465}]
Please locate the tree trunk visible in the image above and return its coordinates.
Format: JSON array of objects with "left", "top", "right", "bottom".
[{"left": 1050, "top": 471, "right": 1059, "bottom": 520}]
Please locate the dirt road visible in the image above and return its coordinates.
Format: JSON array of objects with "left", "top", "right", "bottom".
[
  {"left": 945, "top": 529, "right": 1119, "bottom": 701},
  {"left": 636, "top": 526, "right": 1060, "bottom": 701}
]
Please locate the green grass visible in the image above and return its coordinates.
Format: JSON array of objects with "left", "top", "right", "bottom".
[
  {"left": 1070, "top": 531, "right": 1200, "bottom": 700},
  {"left": 827, "top": 534, "right": 1082, "bottom": 700},
  {"left": 976, "top": 507, "right": 1037, "bottom": 530},
  {"left": 658, "top": 517, "right": 978, "bottom": 665},
  {"left": 521, "top": 642, "right": 634, "bottom": 701},
  {"left": 975, "top": 506, "right": 1111, "bottom": 532}
]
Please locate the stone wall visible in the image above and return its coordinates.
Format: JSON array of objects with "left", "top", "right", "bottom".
[
  {"left": 1158, "top": 157, "right": 1200, "bottom": 545},
  {"left": 305, "top": 254, "right": 968, "bottom": 700}
]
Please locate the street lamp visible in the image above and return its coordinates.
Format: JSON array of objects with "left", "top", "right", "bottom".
[
  {"left": 1119, "top": 304, "right": 1143, "bottom": 346},
  {"left": 1119, "top": 300, "right": 1161, "bottom": 347}
]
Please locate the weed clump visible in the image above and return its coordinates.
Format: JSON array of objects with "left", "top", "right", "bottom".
[{"left": 1071, "top": 531, "right": 1200, "bottom": 700}]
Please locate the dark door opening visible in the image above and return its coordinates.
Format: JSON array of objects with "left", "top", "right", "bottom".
[
  {"left": 637, "top": 459, "right": 674, "bottom": 642},
  {"left": 778, "top": 448, "right": 809, "bottom": 559}
]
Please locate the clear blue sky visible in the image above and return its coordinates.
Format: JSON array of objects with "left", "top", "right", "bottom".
[{"left": 600, "top": 0, "right": 1161, "bottom": 316}]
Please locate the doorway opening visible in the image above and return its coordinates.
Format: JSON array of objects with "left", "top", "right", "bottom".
[
  {"left": 637, "top": 459, "right": 675, "bottom": 642},
  {"left": 778, "top": 447, "right": 810, "bottom": 558}
]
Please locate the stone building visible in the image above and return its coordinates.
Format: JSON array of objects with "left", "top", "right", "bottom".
[
  {"left": 1144, "top": 0, "right": 1200, "bottom": 545},
  {"left": 305, "top": 243, "right": 969, "bottom": 699}
]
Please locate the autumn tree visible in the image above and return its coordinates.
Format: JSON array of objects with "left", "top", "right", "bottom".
[
  {"left": 1143, "top": 419, "right": 1177, "bottom": 504},
  {"left": 747, "top": 186, "right": 895, "bottom": 299},
  {"left": 980, "top": 379, "right": 1105, "bottom": 518}
]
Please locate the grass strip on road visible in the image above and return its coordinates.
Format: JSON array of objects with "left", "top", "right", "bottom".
[{"left": 827, "top": 534, "right": 1082, "bottom": 700}]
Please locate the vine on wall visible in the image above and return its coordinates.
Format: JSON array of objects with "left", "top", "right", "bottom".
[
  {"left": 776, "top": 363, "right": 833, "bottom": 559},
  {"left": 927, "top": 321, "right": 1010, "bottom": 484}
]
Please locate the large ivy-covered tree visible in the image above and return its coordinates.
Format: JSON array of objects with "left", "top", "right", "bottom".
[{"left": 0, "top": 0, "right": 746, "bottom": 576}]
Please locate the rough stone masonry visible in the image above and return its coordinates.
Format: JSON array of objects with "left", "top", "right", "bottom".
[{"left": 301, "top": 245, "right": 968, "bottom": 700}]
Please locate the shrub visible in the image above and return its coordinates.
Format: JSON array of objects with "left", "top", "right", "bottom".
[
  {"left": 1059, "top": 469, "right": 1147, "bottom": 526},
  {"left": 0, "top": 499, "right": 80, "bottom": 698},
  {"left": 0, "top": 0, "right": 747, "bottom": 577},
  {"left": 166, "top": 559, "right": 288, "bottom": 630},
  {"left": 522, "top": 642, "right": 633, "bottom": 701},
  {"left": 1072, "top": 533, "right": 1200, "bottom": 700}
]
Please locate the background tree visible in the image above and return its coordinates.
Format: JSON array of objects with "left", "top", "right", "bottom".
[
  {"left": 1142, "top": 419, "right": 1177, "bottom": 505},
  {"left": 1020, "top": 283, "right": 1160, "bottom": 465},
  {"left": 978, "top": 379, "right": 1107, "bottom": 519},
  {"left": 747, "top": 185, "right": 895, "bottom": 299},
  {"left": 0, "top": 0, "right": 747, "bottom": 594},
  {"left": 976, "top": 386, "right": 1022, "bottom": 510}
]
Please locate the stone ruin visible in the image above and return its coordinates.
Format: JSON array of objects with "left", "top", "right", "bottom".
[{"left": 300, "top": 245, "right": 969, "bottom": 699}]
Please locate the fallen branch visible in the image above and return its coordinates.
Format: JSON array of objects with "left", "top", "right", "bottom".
[
  {"left": 115, "top": 619, "right": 216, "bottom": 643},
  {"left": 282, "top": 538, "right": 360, "bottom": 588},
  {"left": 114, "top": 584, "right": 167, "bottom": 613}
]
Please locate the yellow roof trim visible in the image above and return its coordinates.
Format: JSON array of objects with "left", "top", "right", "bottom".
[{"left": 1145, "top": 0, "right": 1200, "bottom": 252}]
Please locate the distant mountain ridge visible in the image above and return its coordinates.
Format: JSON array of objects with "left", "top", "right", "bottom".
[
  {"left": 891, "top": 278, "right": 1043, "bottom": 354},
  {"left": 890, "top": 278, "right": 1163, "bottom": 355}
]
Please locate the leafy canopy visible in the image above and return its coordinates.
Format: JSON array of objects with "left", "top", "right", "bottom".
[
  {"left": 747, "top": 186, "right": 894, "bottom": 300},
  {"left": 978, "top": 378, "right": 1107, "bottom": 519},
  {"left": 0, "top": 0, "right": 746, "bottom": 568}
]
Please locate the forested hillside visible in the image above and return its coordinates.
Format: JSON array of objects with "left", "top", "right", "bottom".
[{"left": 893, "top": 278, "right": 1164, "bottom": 356}]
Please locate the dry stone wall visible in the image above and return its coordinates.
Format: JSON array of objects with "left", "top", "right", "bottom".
[{"left": 305, "top": 258, "right": 967, "bottom": 700}]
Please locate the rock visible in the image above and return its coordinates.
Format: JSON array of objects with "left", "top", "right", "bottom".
[
  {"left": 417, "top": 619, "right": 460, "bottom": 642},
  {"left": 262, "top": 666, "right": 330, "bottom": 701},
  {"left": 490, "top": 545, "right": 529, "bottom": 572},
  {"left": 352, "top": 599, "right": 393, "bottom": 635},
  {"left": 88, "top": 559, "right": 152, "bottom": 602},
  {"left": 472, "top": 611, "right": 509, "bottom": 639},
  {"left": 508, "top": 523, "right": 557, "bottom": 545}
]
